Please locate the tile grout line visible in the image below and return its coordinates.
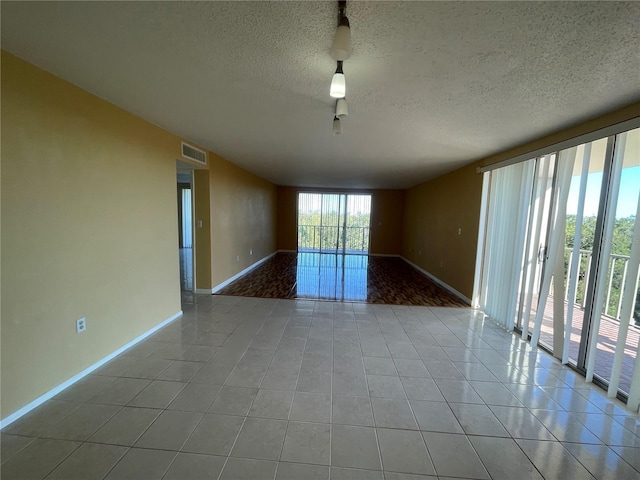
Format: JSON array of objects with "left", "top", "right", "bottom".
[
  {"left": 214, "top": 300, "right": 276, "bottom": 480},
  {"left": 360, "top": 309, "right": 385, "bottom": 475},
  {"left": 328, "top": 303, "right": 334, "bottom": 478},
  {"left": 274, "top": 299, "right": 308, "bottom": 478}
]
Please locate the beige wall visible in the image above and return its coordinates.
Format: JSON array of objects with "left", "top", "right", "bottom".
[
  {"left": 402, "top": 164, "right": 482, "bottom": 300},
  {"left": 370, "top": 189, "right": 405, "bottom": 255},
  {"left": 1, "top": 51, "right": 278, "bottom": 419},
  {"left": 209, "top": 154, "right": 277, "bottom": 289},
  {"left": 403, "top": 102, "right": 640, "bottom": 300},
  {"left": 1, "top": 52, "right": 184, "bottom": 417},
  {"left": 193, "top": 169, "right": 212, "bottom": 290},
  {"left": 276, "top": 187, "right": 298, "bottom": 251},
  {"left": 276, "top": 186, "right": 404, "bottom": 255}
]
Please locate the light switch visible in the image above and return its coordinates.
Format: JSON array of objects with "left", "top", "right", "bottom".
[{"left": 197, "top": 220, "right": 203, "bottom": 228}]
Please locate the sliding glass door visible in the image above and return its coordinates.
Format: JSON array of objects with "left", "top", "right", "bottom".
[
  {"left": 297, "top": 192, "right": 372, "bottom": 254},
  {"left": 477, "top": 126, "right": 640, "bottom": 406},
  {"left": 593, "top": 129, "right": 640, "bottom": 397},
  {"left": 516, "top": 153, "right": 556, "bottom": 344}
]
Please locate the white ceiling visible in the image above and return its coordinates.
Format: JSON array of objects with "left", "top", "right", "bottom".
[{"left": 2, "top": 1, "right": 639, "bottom": 189}]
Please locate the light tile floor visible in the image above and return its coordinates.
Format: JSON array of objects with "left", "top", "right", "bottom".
[{"left": 2, "top": 295, "right": 640, "bottom": 480}]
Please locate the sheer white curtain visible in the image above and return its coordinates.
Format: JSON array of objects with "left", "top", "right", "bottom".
[{"left": 479, "top": 159, "right": 534, "bottom": 330}]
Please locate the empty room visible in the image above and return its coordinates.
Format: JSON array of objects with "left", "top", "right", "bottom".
[{"left": 2, "top": 2, "right": 640, "bottom": 479}]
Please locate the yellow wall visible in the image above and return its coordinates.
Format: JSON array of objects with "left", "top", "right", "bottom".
[
  {"left": 209, "top": 154, "right": 277, "bottom": 289},
  {"left": 276, "top": 187, "right": 299, "bottom": 251},
  {"left": 276, "top": 186, "right": 404, "bottom": 255},
  {"left": 1, "top": 51, "right": 278, "bottom": 419},
  {"left": 370, "top": 189, "right": 405, "bottom": 255},
  {"left": 403, "top": 102, "right": 640, "bottom": 300},
  {"left": 1, "top": 52, "right": 184, "bottom": 417},
  {"left": 193, "top": 169, "right": 212, "bottom": 291},
  {"left": 403, "top": 164, "right": 481, "bottom": 299}
]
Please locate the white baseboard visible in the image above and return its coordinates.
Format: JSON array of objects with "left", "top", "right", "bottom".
[
  {"left": 0, "top": 310, "right": 183, "bottom": 430},
  {"left": 400, "top": 257, "right": 472, "bottom": 305},
  {"left": 212, "top": 251, "right": 277, "bottom": 293},
  {"left": 283, "top": 250, "right": 400, "bottom": 257},
  {"left": 194, "top": 288, "right": 214, "bottom": 294}
]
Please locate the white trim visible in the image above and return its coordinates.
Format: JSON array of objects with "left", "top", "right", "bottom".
[
  {"left": 477, "top": 117, "right": 640, "bottom": 174},
  {"left": 401, "top": 257, "right": 472, "bottom": 305},
  {"left": 287, "top": 250, "right": 399, "bottom": 257},
  {"left": 190, "top": 171, "right": 197, "bottom": 294},
  {"left": 195, "top": 288, "right": 214, "bottom": 294},
  {"left": 212, "top": 252, "right": 277, "bottom": 293},
  {"left": 0, "top": 310, "right": 183, "bottom": 429}
]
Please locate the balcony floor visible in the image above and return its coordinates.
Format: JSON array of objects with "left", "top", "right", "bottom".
[{"left": 537, "top": 298, "right": 640, "bottom": 396}]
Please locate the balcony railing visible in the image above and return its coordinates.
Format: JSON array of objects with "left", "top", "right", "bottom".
[
  {"left": 564, "top": 247, "right": 637, "bottom": 322},
  {"left": 298, "top": 224, "right": 370, "bottom": 254}
]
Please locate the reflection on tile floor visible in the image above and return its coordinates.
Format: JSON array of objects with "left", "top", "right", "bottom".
[
  {"left": 179, "top": 248, "right": 193, "bottom": 293},
  {"left": 2, "top": 295, "right": 640, "bottom": 479},
  {"left": 217, "top": 252, "right": 467, "bottom": 307}
]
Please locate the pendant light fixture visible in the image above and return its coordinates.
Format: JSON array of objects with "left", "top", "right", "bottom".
[
  {"left": 330, "top": 61, "right": 346, "bottom": 98},
  {"left": 333, "top": 116, "right": 342, "bottom": 135},
  {"left": 329, "top": 0, "right": 350, "bottom": 134},
  {"left": 336, "top": 98, "right": 348, "bottom": 117},
  {"left": 331, "top": 0, "right": 351, "bottom": 61}
]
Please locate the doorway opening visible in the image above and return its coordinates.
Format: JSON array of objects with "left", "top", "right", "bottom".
[{"left": 177, "top": 170, "right": 194, "bottom": 292}]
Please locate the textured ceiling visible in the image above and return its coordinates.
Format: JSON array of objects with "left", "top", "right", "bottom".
[{"left": 2, "top": 1, "right": 639, "bottom": 189}]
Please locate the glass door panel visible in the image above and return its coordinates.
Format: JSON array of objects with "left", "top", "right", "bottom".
[
  {"left": 546, "top": 138, "right": 607, "bottom": 367},
  {"left": 478, "top": 125, "right": 640, "bottom": 403},
  {"left": 298, "top": 193, "right": 321, "bottom": 252},
  {"left": 517, "top": 154, "right": 556, "bottom": 345},
  {"left": 592, "top": 127, "right": 640, "bottom": 394},
  {"left": 319, "top": 193, "right": 344, "bottom": 253},
  {"left": 344, "top": 194, "right": 372, "bottom": 254},
  {"left": 297, "top": 192, "right": 372, "bottom": 254}
]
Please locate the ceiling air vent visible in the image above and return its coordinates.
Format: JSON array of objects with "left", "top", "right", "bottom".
[{"left": 181, "top": 141, "right": 207, "bottom": 165}]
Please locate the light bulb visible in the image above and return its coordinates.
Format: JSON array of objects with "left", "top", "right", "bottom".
[
  {"left": 333, "top": 116, "right": 342, "bottom": 135},
  {"left": 330, "top": 61, "right": 346, "bottom": 98},
  {"left": 336, "top": 98, "right": 348, "bottom": 117},
  {"left": 331, "top": 17, "right": 351, "bottom": 61},
  {"left": 330, "top": 73, "right": 346, "bottom": 98}
]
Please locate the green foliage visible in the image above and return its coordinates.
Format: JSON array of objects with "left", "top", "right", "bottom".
[
  {"left": 565, "top": 214, "right": 639, "bottom": 321},
  {"left": 298, "top": 211, "right": 371, "bottom": 253}
]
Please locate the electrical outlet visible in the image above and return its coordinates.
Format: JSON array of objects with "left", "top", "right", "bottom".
[
  {"left": 236, "top": 255, "right": 240, "bottom": 262},
  {"left": 458, "top": 228, "right": 462, "bottom": 235},
  {"left": 76, "top": 317, "right": 86, "bottom": 334},
  {"left": 250, "top": 249, "right": 253, "bottom": 256}
]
